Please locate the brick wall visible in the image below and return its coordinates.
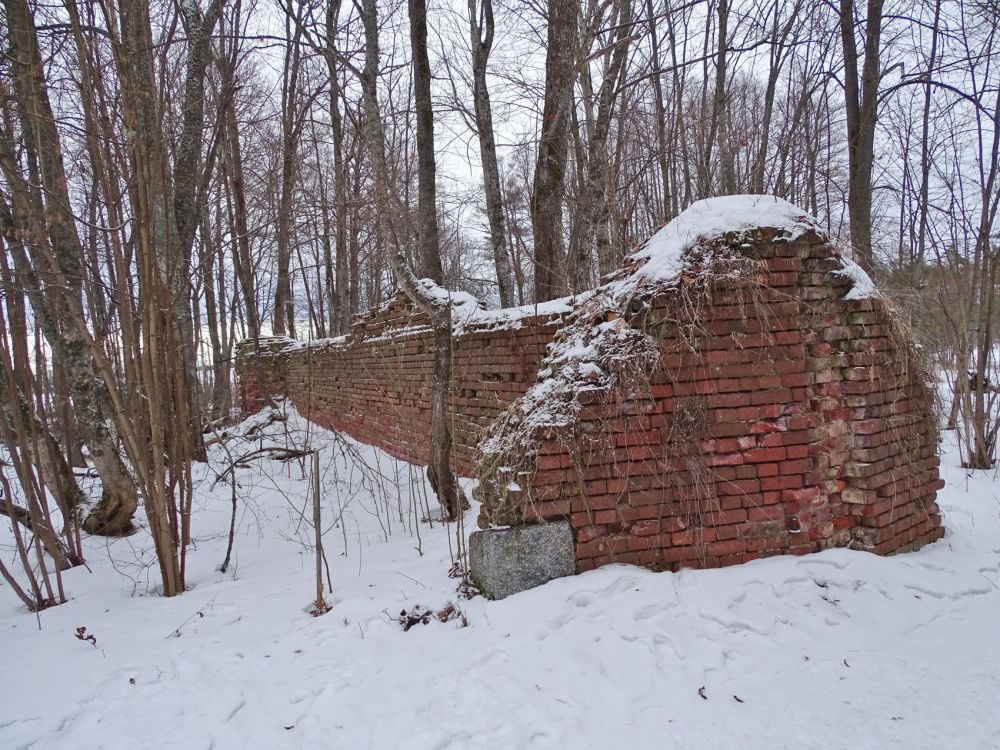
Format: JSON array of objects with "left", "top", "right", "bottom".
[
  {"left": 477, "top": 227, "right": 944, "bottom": 569},
  {"left": 238, "top": 225, "right": 944, "bottom": 573},
  {"left": 236, "top": 300, "right": 566, "bottom": 475}
]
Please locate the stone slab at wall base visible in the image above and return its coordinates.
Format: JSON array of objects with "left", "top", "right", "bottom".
[{"left": 469, "top": 522, "right": 576, "bottom": 599}]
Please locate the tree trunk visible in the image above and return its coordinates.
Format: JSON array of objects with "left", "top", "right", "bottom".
[
  {"left": 0, "top": 372, "right": 85, "bottom": 547},
  {"left": 273, "top": 13, "right": 304, "bottom": 337},
  {"left": 469, "top": 0, "right": 516, "bottom": 307},
  {"left": 530, "top": 0, "right": 578, "bottom": 302},
  {"left": 752, "top": 1, "right": 799, "bottom": 193},
  {"left": 916, "top": 0, "right": 942, "bottom": 268},
  {"left": 218, "top": 36, "right": 261, "bottom": 341},
  {"left": 409, "top": 0, "right": 445, "bottom": 283},
  {"left": 358, "top": 0, "right": 464, "bottom": 518},
  {"left": 646, "top": 0, "right": 670, "bottom": 219},
  {"left": 838, "top": 0, "right": 884, "bottom": 272},
  {"left": 325, "top": 1, "right": 352, "bottom": 334},
  {"left": 115, "top": 0, "right": 191, "bottom": 594},
  {"left": 575, "top": 0, "right": 633, "bottom": 279},
  {"left": 712, "top": 0, "right": 735, "bottom": 195},
  {"left": 171, "top": 0, "right": 225, "bottom": 459},
  {"left": 0, "top": 0, "right": 138, "bottom": 535}
]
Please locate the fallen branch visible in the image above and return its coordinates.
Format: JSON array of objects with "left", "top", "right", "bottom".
[{"left": 210, "top": 447, "right": 313, "bottom": 489}]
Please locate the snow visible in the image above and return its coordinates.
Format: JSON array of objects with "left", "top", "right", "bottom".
[
  {"left": 3, "top": 403, "right": 999, "bottom": 749},
  {"left": 478, "top": 197, "right": 879, "bottom": 475},
  {"left": 614, "top": 194, "right": 877, "bottom": 301},
  {"left": 256, "top": 196, "right": 873, "bottom": 361},
  {"left": 837, "top": 257, "right": 879, "bottom": 300},
  {"left": 466, "top": 292, "right": 591, "bottom": 332},
  {"left": 413, "top": 277, "right": 485, "bottom": 328},
  {"left": 622, "top": 194, "right": 820, "bottom": 285},
  {"left": 254, "top": 290, "right": 586, "bottom": 359}
]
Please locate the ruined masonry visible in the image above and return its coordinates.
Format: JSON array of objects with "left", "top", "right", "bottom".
[{"left": 237, "top": 196, "right": 944, "bottom": 597}]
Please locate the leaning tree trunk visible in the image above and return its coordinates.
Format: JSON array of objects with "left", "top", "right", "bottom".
[
  {"left": 0, "top": 221, "right": 137, "bottom": 535},
  {"left": 358, "top": 0, "right": 464, "bottom": 518},
  {"left": 0, "top": 360, "right": 86, "bottom": 548},
  {"left": 0, "top": 0, "right": 138, "bottom": 535},
  {"left": 0, "top": 292, "right": 82, "bottom": 571},
  {"left": 0, "top": 255, "right": 87, "bottom": 536}
]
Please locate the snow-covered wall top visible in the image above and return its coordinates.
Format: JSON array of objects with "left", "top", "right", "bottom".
[
  {"left": 248, "top": 196, "right": 875, "bottom": 360},
  {"left": 613, "top": 194, "right": 875, "bottom": 299},
  {"left": 625, "top": 195, "right": 820, "bottom": 281}
]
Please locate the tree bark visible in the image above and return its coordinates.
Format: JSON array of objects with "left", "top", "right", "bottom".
[
  {"left": 530, "top": 0, "right": 578, "bottom": 302},
  {"left": 752, "top": 0, "right": 800, "bottom": 193},
  {"left": 0, "top": 0, "right": 138, "bottom": 535},
  {"left": 115, "top": 0, "right": 190, "bottom": 595},
  {"left": 575, "top": 0, "right": 633, "bottom": 280},
  {"left": 711, "top": 0, "right": 735, "bottom": 195},
  {"left": 0, "top": 372, "right": 85, "bottom": 549},
  {"left": 171, "top": 0, "right": 225, "bottom": 459},
  {"left": 273, "top": 11, "right": 304, "bottom": 336},
  {"left": 469, "top": 0, "right": 516, "bottom": 307},
  {"left": 325, "top": 1, "right": 352, "bottom": 334},
  {"left": 358, "top": 0, "right": 464, "bottom": 518},
  {"left": 646, "top": 0, "right": 670, "bottom": 219},
  {"left": 409, "top": 0, "right": 445, "bottom": 283},
  {"left": 838, "top": 0, "right": 884, "bottom": 272},
  {"left": 218, "top": 22, "right": 261, "bottom": 342}
]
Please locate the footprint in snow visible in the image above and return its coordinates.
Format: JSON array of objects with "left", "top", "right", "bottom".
[{"left": 798, "top": 557, "right": 849, "bottom": 571}]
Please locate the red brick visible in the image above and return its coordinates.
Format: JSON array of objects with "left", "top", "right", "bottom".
[{"left": 744, "top": 447, "right": 787, "bottom": 463}]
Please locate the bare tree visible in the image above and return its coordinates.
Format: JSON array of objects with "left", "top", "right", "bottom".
[
  {"left": 838, "top": 0, "right": 885, "bottom": 271},
  {"left": 751, "top": 0, "right": 803, "bottom": 193},
  {"left": 410, "top": 0, "right": 445, "bottom": 283},
  {"left": 273, "top": 5, "right": 305, "bottom": 337},
  {"left": 531, "top": 0, "right": 579, "bottom": 302},
  {"left": 468, "top": 0, "right": 516, "bottom": 307},
  {"left": 217, "top": 0, "right": 261, "bottom": 341},
  {"left": 172, "top": 0, "right": 226, "bottom": 456},
  {"left": 0, "top": 0, "right": 139, "bottom": 535},
  {"left": 568, "top": 0, "right": 634, "bottom": 288},
  {"left": 357, "top": 0, "right": 464, "bottom": 518}
]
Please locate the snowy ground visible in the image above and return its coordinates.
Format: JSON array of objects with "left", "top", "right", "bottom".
[{"left": 2, "top": 403, "right": 999, "bottom": 750}]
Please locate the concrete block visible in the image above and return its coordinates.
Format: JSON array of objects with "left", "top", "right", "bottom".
[{"left": 469, "top": 521, "right": 575, "bottom": 600}]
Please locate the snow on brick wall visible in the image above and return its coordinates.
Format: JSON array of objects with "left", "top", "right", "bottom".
[
  {"left": 236, "top": 301, "right": 567, "bottom": 476},
  {"left": 237, "top": 197, "right": 945, "bottom": 572}
]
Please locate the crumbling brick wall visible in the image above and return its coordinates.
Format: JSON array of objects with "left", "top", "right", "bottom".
[
  {"left": 476, "top": 225, "right": 943, "bottom": 569},
  {"left": 236, "top": 301, "right": 567, "bottom": 475},
  {"left": 238, "top": 207, "right": 944, "bottom": 573}
]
